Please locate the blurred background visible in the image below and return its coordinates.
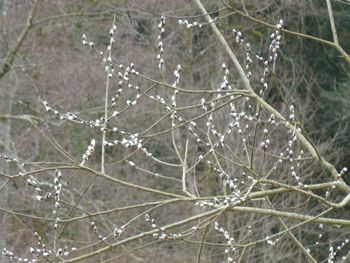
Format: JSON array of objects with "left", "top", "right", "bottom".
[{"left": 0, "top": 0, "right": 349, "bottom": 262}]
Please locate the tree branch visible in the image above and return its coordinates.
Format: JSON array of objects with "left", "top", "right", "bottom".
[{"left": 0, "top": 0, "right": 40, "bottom": 81}]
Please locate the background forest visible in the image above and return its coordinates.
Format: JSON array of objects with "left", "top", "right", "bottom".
[{"left": 0, "top": 0, "right": 349, "bottom": 262}]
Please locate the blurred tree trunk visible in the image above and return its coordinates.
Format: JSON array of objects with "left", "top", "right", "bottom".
[
  {"left": 0, "top": 76, "right": 14, "bottom": 252},
  {"left": 0, "top": 0, "right": 10, "bottom": 250}
]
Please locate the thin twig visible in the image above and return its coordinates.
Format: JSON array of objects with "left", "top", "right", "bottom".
[{"left": 326, "top": 0, "right": 339, "bottom": 45}]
